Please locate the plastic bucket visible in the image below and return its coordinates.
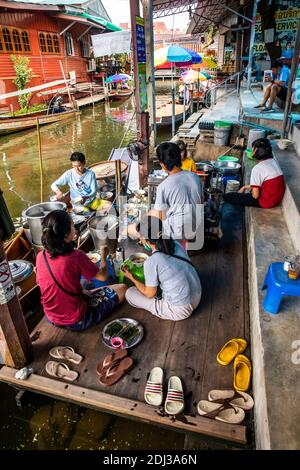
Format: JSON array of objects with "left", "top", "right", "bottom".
[
  {"left": 214, "top": 121, "right": 231, "bottom": 146},
  {"left": 218, "top": 155, "right": 239, "bottom": 163},
  {"left": 246, "top": 148, "right": 253, "bottom": 159},
  {"left": 248, "top": 128, "right": 265, "bottom": 148}
]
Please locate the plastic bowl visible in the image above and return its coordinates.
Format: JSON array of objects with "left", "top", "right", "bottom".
[{"left": 218, "top": 155, "right": 239, "bottom": 163}]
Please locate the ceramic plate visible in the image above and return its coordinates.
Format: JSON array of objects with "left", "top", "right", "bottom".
[{"left": 102, "top": 317, "right": 143, "bottom": 349}]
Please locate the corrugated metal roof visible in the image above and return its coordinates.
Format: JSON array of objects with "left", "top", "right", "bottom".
[{"left": 7, "top": 1, "right": 89, "bottom": 5}]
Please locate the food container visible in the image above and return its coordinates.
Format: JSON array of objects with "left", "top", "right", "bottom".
[
  {"left": 86, "top": 252, "right": 101, "bottom": 264},
  {"left": 119, "top": 253, "right": 149, "bottom": 284},
  {"left": 217, "top": 155, "right": 239, "bottom": 163},
  {"left": 195, "top": 162, "right": 214, "bottom": 173},
  {"left": 9, "top": 260, "right": 35, "bottom": 296},
  {"left": 23, "top": 201, "right": 67, "bottom": 245},
  {"left": 277, "top": 139, "right": 292, "bottom": 150},
  {"left": 213, "top": 161, "right": 241, "bottom": 175}
]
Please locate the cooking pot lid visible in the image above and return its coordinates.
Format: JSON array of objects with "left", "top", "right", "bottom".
[{"left": 9, "top": 260, "right": 34, "bottom": 282}]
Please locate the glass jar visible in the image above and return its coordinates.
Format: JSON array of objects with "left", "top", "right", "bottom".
[
  {"left": 288, "top": 263, "right": 300, "bottom": 280},
  {"left": 283, "top": 255, "right": 295, "bottom": 272}
]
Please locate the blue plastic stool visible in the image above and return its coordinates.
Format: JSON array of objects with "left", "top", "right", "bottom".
[
  {"left": 81, "top": 257, "right": 115, "bottom": 289},
  {"left": 262, "top": 262, "right": 300, "bottom": 314}
]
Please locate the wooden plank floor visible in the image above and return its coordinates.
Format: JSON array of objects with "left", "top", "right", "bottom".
[{"left": 0, "top": 204, "right": 250, "bottom": 444}]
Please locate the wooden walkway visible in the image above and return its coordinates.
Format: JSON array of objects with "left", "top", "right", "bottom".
[{"left": 0, "top": 204, "right": 250, "bottom": 445}]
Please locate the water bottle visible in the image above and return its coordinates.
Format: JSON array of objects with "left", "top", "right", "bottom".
[{"left": 113, "top": 246, "right": 125, "bottom": 277}]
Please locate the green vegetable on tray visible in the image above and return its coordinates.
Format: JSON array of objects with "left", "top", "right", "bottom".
[{"left": 105, "top": 321, "right": 123, "bottom": 338}]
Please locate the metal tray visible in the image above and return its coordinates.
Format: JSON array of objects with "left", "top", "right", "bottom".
[{"left": 102, "top": 317, "right": 144, "bottom": 349}]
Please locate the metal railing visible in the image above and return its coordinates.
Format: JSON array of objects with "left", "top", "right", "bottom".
[{"left": 205, "top": 72, "right": 240, "bottom": 109}]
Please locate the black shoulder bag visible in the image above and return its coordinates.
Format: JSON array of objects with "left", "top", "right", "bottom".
[{"left": 42, "top": 251, "right": 99, "bottom": 306}]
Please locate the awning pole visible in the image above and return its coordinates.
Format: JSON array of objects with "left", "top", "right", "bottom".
[
  {"left": 282, "top": 18, "right": 300, "bottom": 138},
  {"left": 247, "top": 0, "right": 258, "bottom": 91},
  {"left": 36, "top": 118, "right": 44, "bottom": 203},
  {"left": 59, "top": 60, "right": 73, "bottom": 107},
  {"left": 183, "top": 82, "right": 186, "bottom": 122},
  {"left": 171, "top": 63, "right": 176, "bottom": 137}
]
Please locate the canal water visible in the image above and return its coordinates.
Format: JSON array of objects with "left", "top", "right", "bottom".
[{"left": 0, "top": 93, "right": 187, "bottom": 450}]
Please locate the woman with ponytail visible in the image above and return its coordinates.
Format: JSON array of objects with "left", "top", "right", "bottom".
[
  {"left": 36, "top": 210, "right": 127, "bottom": 330},
  {"left": 223, "top": 138, "right": 285, "bottom": 208},
  {"left": 123, "top": 216, "right": 201, "bottom": 321}
]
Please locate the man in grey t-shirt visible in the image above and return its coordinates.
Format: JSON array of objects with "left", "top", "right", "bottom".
[{"left": 151, "top": 142, "right": 203, "bottom": 242}]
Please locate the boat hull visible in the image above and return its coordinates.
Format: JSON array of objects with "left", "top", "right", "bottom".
[
  {"left": 108, "top": 91, "right": 133, "bottom": 101},
  {"left": 0, "top": 110, "right": 80, "bottom": 136}
]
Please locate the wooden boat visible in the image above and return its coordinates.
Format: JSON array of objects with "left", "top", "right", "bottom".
[
  {"left": 108, "top": 89, "right": 133, "bottom": 101},
  {"left": 0, "top": 109, "right": 80, "bottom": 136},
  {"left": 155, "top": 98, "right": 192, "bottom": 127},
  {"left": 0, "top": 109, "right": 47, "bottom": 121}
]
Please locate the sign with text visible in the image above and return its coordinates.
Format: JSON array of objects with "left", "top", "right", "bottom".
[
  {"left": 136, "top": 16, "right": 146, "bottom": 63},
  {"left": 254, "top": 4, "right": 300, "bottom": 59}
]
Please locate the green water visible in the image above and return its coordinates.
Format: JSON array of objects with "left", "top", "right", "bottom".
[{"left": 0, "top": 92, "right": 171, "bottom": 224}]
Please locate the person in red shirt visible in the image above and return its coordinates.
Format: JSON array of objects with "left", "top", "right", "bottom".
[
  {"left": 36, "top": 210, "right": 127, "bottom": 330},
  {"left": 223, "top": 138, "right": 285, "bottom": 208}
]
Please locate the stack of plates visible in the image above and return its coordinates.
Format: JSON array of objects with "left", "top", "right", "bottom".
[{"left": 225, "top": 180, "right": 240, "bottom": 193}]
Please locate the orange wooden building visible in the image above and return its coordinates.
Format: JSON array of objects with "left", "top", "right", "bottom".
[{"left": 0, "top": 0, "right": 121, "bottom": 109}]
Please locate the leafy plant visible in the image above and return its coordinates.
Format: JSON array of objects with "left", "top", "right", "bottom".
[{"left": 10, "top": 55, "right": 33, "bottom": 110}]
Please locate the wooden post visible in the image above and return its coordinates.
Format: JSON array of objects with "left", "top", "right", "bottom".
[
  {"left": 0, "top": 239, "right": 32, "bottom": 368},
  {"left": 282, "top": 19, "right": 300, "bottom": 138},
  {"left": 130, "top": 0, "right": 149, "bottom": 188},
  {"left": 36, "top": 118, "right": 44, "bottom": 203},
  {"left": 247, "top": 0, "right": 258, "bottom": 90},
  {"left": 59, "top": 60, "right": 72, "bottom": 107}
]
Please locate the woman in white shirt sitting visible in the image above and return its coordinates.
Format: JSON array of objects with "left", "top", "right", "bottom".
[{"left": 123, "top": 216, "right": 201, "bottom": 321}]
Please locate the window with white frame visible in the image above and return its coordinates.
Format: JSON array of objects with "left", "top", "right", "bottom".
[{"left": 64, "top": 32, "right": 74, "bottom": 56}]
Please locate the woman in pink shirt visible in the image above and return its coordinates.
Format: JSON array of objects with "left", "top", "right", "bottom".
[{"left": 36, "top": 210, "right": 127, "bottom": 330}]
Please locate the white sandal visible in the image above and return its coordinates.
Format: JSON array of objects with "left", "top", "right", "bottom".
[
  {"left": 144, "top": 367, "right": 163, "bottom": 406},
  {"left": 164, "top": 376, "right": 184, "bottom": 415}
]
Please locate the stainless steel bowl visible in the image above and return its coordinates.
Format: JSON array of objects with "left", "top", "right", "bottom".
[
  {"left": 196, "top": 162, "right": 214, "bottom": 172},
  {"left": 213, "top": 161, "right": 241, "bottom": 175}
]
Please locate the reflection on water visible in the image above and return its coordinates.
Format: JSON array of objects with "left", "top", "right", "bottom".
[
  {"left": 0, "top": 96, "right": 171, "bottom": 223},
  {"left": 0, "top": 382, "right": 184, "bottom": 450},
  {"left": 0, "top": 99, "right": 137, "bottom": 221},
  {"left": 0, "top": 95, "right": 179, "bottom": 450}
]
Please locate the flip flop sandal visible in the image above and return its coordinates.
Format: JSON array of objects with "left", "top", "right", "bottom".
[
  {"left": 216, "top": 338, "right": 247, "bottom": 365},
  {"left": 45, "top": 361, "right": 79, "bottom": 382},
  {"left": 234, "top": 354, "right": 252, "bottom": 392},
  {"left": 197, "top": 400, "right": 245, "bottom": 424},
  {"left": 96, "top": 349, "right": 128, "bottom": 376},
  {"left": 99, "top": 356, "right": 134, "bottom": 386},
  {"left": 144, "top": 367, "right": 164, "bottom": 406},
  {"left": 254, "top": 104, "right": 265, "bottom": 108},
  {"left": 208, "top": 389, "right": 254, "bottom": 410},
  {"left": 49, "top": 346, "right": 83, "bottom": 364},
  {"left": 164, "top": 376, "right": 185, "bottom": 416}
]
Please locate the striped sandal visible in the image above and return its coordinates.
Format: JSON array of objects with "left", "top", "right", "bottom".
[
  {"left": 164, "top": 376, "right": 185, "bottom": 415},
  {"left": 144, "top": 367, "right": 163, "bottom": 406}
]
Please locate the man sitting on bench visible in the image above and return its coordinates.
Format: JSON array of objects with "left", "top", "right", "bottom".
[{"left": 254, "top": 59, "right": 290, "bottom": 112}]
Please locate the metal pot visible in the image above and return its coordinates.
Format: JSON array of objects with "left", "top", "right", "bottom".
[
  {"left": 196, "top": 162, "right": 214, "bottom": 173},
  {"left": 88, "top": 214, "right": 119, "bottom": 255},
  {"left": 9, "top": 260, "right": 35, "bottom": 296},
  {"left": 213, "top": 161, "right": 241, "bottom": 175},
  {"left": 23, "top": 201, "right": 67, "bottom": 245}
]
